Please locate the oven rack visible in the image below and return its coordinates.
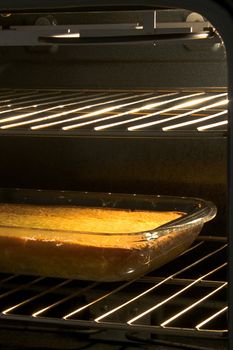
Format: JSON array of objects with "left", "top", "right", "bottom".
[
  {"left": 0, "top": 88, "right": 227, "bottom": 137},
  {"left": 0, "top": 236, "right": 227, "bottom": 341}
]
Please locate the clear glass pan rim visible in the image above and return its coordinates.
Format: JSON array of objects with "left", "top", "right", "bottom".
[{"left": 0, "top": 188, "right": 217, "bottom": 237}]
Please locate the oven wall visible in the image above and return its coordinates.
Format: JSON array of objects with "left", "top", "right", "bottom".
[
  {"left": 0, "top": 17, "right": 227, "bottom": 234},
  {"left": 0, "top": 136, "right": 227, "bottom": 234},
  {"left": 0, "top": 40, "right": 227, "bottom": 89}
]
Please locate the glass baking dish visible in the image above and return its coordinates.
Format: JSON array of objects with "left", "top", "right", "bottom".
[{"left": 0, "top": 188, "right": 216, "bottom": 282}]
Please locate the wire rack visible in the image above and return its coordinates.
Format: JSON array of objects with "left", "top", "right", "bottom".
[
  {"left": 0, "top": 88, "right": 228, "bottom": 137},
  {"left": 0, "top": 236, "right": 227, "bottom": 341}
]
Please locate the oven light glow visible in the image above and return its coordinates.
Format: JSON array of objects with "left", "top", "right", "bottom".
[
  {"left": 31, "top": 94, "right": 148, "bottom": 130},
  {"left": 95, "top": 243, "right": 225, "bottom": 323},
  {"left": 95, "top": 279, "right": 169, "bottom": 323},
  {"left": 62, "top": 93, "right": 176, "bottom": 131},
  {"left": 0, "top": 90, "right": 42, "bottom": 104},
  {"left": 72, "top": 107, "right": 142, "bottom": 129},
  {"left": 195, "top": 33, "right": 210, "bottom": 39},
  {"left": 97, "top": 94, "right": 226, "bottom": 131},
  {"left": 61, "top": 107, "right": 149, "bottom": 131},
  {"left": 1, "top": 105, "right": 66, "bottom": 125},
  {"left": 0, "top": 92, "right": 86, "bottom": 122},
  {"left": 32, "top": 281, "right": 98, "bottom": 318},
  {"left": 31, "top": 94, "right": 152, "bottom": 130},
  {"left": 145, "top": 232, "right": 159, "bottom": 240},
  {"left": 172, "top": 95, "right": 224, "bottom": 109},
  {"left": 61, "top": 93, "right": 176, "bottom": 130},
  {"left": 0, "top": 93, "right": 127, "bottom": 129},
  {"left": 128, "top": 264, "right": 227, "bottom": 325},
  {"left": 2, "top": 278, "right": 72, "bottom": 315},
  {"left": 198, "top": 119, "right": 228, "bottom": 131},
  {"left": 163, "top": 110, "right": 227, "bottom": 131},
  {"left": 0, "top": 91, "right": 62, "bottom": 115},
  {"left": 52, "top": 33, "right": 80, "bottom": 38},
  {"left": 128, "top": 97, "right": 228, "bottom": 131},
  {"left": 65, "top": 93, "right": 202, "bottom": 131},
  {"left": 141, "top": 92, "right": 205, "bottom": 110},
  {"left": 63, "top": 279, "right": 134, "bottom": 320},
  {"left": 196, "top": 306, "right": 228, "bottom": 330},
  {"left": 0, "top": 92, "right": 105, "bottom": 119},
  {"left": 160, "top": 282, "right": 227, "bottom": 327}
]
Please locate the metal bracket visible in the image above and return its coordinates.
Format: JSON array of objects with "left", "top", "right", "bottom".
[{"left": 0, "top": 10, "right": 215, "bottom": 46}]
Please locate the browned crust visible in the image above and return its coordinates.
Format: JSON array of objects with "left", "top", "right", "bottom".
[
  {"left": 0, "top": 203, "right": 197, "bottom": 281},
  {"left": 0, "top": 203, "right": 184, "bottom": 248}
]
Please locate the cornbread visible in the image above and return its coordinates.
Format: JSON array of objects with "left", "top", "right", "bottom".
[
  {"left": 0, "top": 203, "right": 197, "bottom": 281},
  {"left": 0, "top": 203, "right": 183, "bottom": 246}
]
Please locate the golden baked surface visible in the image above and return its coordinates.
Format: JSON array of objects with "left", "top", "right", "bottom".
[
  {"left": 0, "top": 203, "right": 194, "bottom": 281},
  {"left": 0, "top": 203, "right": 184, "bottom": 245}
]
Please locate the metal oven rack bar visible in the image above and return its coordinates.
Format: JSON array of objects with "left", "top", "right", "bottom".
[
  {"left": 0, "top": 236, "right": 227, "bottom": 343},
  {"left": 0, "top": 88, "right": 228, "bottom": 137}
]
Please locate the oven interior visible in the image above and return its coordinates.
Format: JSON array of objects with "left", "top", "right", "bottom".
[{"left": 0, "top": 4, "right": 229, "bottom": 349}]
